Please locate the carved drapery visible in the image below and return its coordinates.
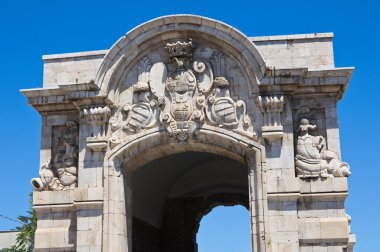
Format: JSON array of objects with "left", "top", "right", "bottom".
[
  {"left": 110, "top": 39, "right": 252, "bottom": 144},
  {"left": 31, "top": 121, "right": 79, "bottom": 191}
]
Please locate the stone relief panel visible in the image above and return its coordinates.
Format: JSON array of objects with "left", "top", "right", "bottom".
[
  {"left": 110, "top": 39, "right": 255, "bottom": 144},
  {"left": 32, "top": 121, "right": 79, "bottom": 190},
  {"left": 295, "top": 118, "right": 350, "bottom": 178},
  {"left": 293, "top": 106, "right": 326, "bottom": 139}
]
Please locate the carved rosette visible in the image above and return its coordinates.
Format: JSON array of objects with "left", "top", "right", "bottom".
[
  {"left": 31, "top": 121, "right": 79, "bottom": 191},
  {"left": 109, "top": 39, "right": 252, "bottom": 144}
]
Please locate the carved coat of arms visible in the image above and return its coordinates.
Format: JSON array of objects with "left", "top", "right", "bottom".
[{"left": 111, "top": 39, "right": 251, "bottom": 143}]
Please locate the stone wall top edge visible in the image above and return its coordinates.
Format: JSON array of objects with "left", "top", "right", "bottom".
[
  {"left": 42, "top": 49, "right": 108, "bottom": 61},
  {"left": 20, "top": 87, "right": 62, "bottom": 97},
  {"left": 40, "top": 33, "right": 334, "bottom": 61},
  {"left": 281, "top": 67, "right": 354, "bottom": 76},
  {"left": 250, "top": 32, "right": 334, "bottom": 42}
]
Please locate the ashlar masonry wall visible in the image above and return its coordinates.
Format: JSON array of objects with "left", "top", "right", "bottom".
[{"left": 22, "top": 15, "right": 355, "bottom": 252}]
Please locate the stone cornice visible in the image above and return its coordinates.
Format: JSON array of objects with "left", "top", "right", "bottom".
[
  {"left": 258, "top": 67, "right": 354, "bottom": 99},
  {"left": 21, "top": 66, "right": 353, "bottom": 115},
  {"left": 20, "top": 82, "right": 114, "bottom": 114}
]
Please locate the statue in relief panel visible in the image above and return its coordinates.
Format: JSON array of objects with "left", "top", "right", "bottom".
[{"left": 295, "top": 118, "right": 351, "bottom": 178}]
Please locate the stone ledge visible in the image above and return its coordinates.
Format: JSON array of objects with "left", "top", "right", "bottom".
[
  {"left": 267, "top": 191, "right": 348, "bottom": 202},
  {"left": 34, "top": 204, "right": 74, "bottom": 213},
  {"left": 298, "top": 217, "right": 349, "bottom": 244},
  {"left": 86, "top": 137, "right": 108, "bottom": 152},
  {"left": 33, "top": 190, "right": 74, "bottom": 206},
  {"left": 300, "top": 192, "right": 348, "bottom": 201},
  {"left": 21, "top": 83, "right": 113, "bottom": 113},
  {"left": 300, "top": 177, "right": 348, "bottom": 194}
]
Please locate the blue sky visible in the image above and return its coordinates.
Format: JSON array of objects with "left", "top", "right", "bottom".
[{"left": 0, "top": 0, "right": 379, "bottom": 251}]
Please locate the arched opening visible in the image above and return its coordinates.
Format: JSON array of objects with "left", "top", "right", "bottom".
[
  {"left": 130, "top": 151, "right": 249, "bottom": 252},
  {"left": 99, "top": 15, "right": 269, "bottom": 251},
  {"left": 197, "top": 205, "right": 251, "bottom": 252},
  {"left": 103, "top": 131, "right": 266, "bottom": 252}
]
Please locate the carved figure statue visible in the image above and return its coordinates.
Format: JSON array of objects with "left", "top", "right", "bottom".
[
  {"left": 31, "top": 121, "right": 78, "bottom": 191},
  {"left": 295, "top": 118, "right": 351, "bottom": 178}
]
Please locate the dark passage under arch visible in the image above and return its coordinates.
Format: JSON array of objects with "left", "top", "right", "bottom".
[{"left": 130, "top": 151, "right": 250, "bottom": 252}]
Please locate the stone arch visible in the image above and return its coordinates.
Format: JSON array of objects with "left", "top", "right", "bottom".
[
  {"left": 192, "top": 192, "right": 249, "bottom": 242},
  {"left": 23, "top": 12, "right": 355, "bottom": 252},
  {"left": 95, "top": 14, "right": 267, "bottom": 102},
  {"left": 102, "top": 128, "right": 268, "bottom": 252},
  {"left": 97, "top": 14, "right": 271, "bottom": 252}
]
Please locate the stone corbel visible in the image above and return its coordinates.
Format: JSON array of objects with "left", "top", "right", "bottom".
[
  {"left": 81, "top": 106, "right": 111, "bottom": 151},
  {"left": 257, "top": 95, "right": 285, "bottom": 142}
]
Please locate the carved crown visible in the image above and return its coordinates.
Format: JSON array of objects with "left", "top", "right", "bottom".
[{"left": 165, "top": 40, "right": 193, "bottom": 58}]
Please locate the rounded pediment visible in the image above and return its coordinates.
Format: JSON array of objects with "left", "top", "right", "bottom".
[
  {"left": 98, "top": 15, "right": 268, "bottom": 143},
  {"left": 96, "top": 15, "right": 266, "bottom": 100}
]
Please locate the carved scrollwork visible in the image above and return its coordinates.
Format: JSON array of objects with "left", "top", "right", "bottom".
[
  {"left": 31, "top": 121, "right": 79, "bottom": 191},
  {"left": 110, "top": 57, "right": 159, "bottom": 134},
  {"left": 206, "top": 77, "right": 250, "bottom": 127},
  {"left": 110, "top": 39, "right": 253, "bottom": 143}
]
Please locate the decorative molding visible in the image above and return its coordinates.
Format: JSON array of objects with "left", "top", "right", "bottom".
[
  {"left": 82, "top": 106, "right": 111, "bottom": 124},
  {"left": 295, "top": 118, "right": 351, "bottom": 178},
  {"left": 257, "top": 95, "right": 284, "bottom": 142},
  {"left": 110, "top": 39, "right": 252, "bottom": 144},
  {"left": 32, "top": 121, "right": 79, "bottom": 191},
  {"left": 82, "top": 106, "right": 111, "bottom": 151}
]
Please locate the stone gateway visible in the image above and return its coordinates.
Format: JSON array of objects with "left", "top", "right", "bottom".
[{"left": 22, "top": 15, "right": 355, "bottom": 252}]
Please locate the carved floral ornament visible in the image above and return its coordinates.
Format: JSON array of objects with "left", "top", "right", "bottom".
[{"left": 110, "top": 39, "right": 252, "bottom": 143}]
